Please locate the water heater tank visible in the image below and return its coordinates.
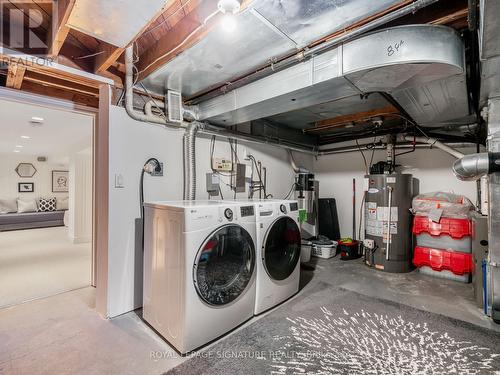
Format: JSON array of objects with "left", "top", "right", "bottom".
[{"left": 364, "top": 174, "right": 413, "bottom": 273}]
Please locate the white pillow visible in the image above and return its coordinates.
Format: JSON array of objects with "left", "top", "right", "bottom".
[
  {"left": 0, "top": 198, "right": 18, "bottom": 214},
  {"left": 17, "top": 198, "right": 37, "bottom": 213},
  {"left": 57, "top": 197, "right": 69, "bottom": 211}
]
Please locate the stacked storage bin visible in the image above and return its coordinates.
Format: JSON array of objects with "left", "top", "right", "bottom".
[{"left": 411, "top": 192, "right": 474, "bottom": 283}]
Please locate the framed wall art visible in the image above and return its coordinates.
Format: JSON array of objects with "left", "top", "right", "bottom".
[
  {"left": 52, "top": 170, "right": 69, "bottom": 193},
  {"left": 18, "top": 182, "right": 34, "bottom": 193}
]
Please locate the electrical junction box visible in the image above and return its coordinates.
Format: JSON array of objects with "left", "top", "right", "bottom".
[
  {"left": 363, "top": 239, "right": 375, "bottom": 250},
  {"left": 213, "top": 158, "right": 233, "bottom": 172},
  {"left": 206, "top": 173, "right": 220, "bottom": 196}
]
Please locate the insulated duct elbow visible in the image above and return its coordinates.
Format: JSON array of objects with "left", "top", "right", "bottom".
[
  {"left": 183, "top": 122, "right": 203, "bottom": 200},
  {"left": 288, "top": 149, "right": 310, "bottom": 174},
  {"left": 453, "top": 152, "right": 500, "bottom": 181}
]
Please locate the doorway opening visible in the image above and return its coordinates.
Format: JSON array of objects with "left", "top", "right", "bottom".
[{"left": 0, "top": 96, "right": 96, "bottom": 308}]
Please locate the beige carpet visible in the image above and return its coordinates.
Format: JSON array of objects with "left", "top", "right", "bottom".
[{"left": 0, "top": 227, "right": 91, "bottom": 308}]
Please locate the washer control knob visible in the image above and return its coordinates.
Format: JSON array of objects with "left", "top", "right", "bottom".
[
  {"left": 280, "top": 204, "right": 287, "bottom": 214},
  {"left": 224, "top": 208, "right": 233, "bottom": 221}
]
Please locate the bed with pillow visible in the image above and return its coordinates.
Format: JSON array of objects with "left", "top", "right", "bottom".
[{"left": 0, "top": 197, "right": 68, "bottom": 231}]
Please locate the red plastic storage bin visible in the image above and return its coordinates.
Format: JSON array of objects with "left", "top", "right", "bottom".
[
  {"left": 412, "top": 216, "right": 472, "bottom": 239},
  {"left": 413, "top": 246, "right": 473, "bottom": 275}
]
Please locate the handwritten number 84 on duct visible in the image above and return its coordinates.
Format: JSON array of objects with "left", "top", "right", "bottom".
[{"left": 387, "top": 40, "right": 405, "bottom": 57}]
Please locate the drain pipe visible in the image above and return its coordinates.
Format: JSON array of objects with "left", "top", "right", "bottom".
[{"left": 403, "top": 135, "right": 465, "bottom": 159}]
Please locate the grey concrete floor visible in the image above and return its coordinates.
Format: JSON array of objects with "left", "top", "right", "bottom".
[{"left": 1, "top": 257, "right": 497, "bottom": 375}]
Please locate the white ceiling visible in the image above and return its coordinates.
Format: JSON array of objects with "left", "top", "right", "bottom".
[{"left": 0, "top": 99, "right": 93, "bottom": 163}]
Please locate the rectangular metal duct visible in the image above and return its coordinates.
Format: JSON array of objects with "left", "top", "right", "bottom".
[
  {"left": 141, "top": 0, "right": 406, "bottom": 97},
  {"left": 196, "top": 25, "right": 469, "bottom": 127},
  {"left": 479, "top": 0, "right": 500, "bottom": 106}
]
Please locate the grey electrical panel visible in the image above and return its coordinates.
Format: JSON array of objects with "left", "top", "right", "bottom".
[
  {"left": 235, "top": 163, "right": 246, "bottom": 193},
  {"left": 206, "top": 173, "right": 220, "bottom": 196},
  {"left": 364, "top": 174, "right": 413, "bottom": 273}
]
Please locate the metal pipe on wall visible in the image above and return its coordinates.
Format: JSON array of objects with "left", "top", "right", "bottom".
[
  {"left": 199, "top": 125, "right": 318, "bottom": 155},
  {"left": 403, "top": 135, "right": 465, "bottom": 159},
  {"left": 125, "top": 47, "right": 182, "bottom": 128},
  {"left": 318, "top": 142, "right": 476, "bottom": 156},
  {"left": 288, "top": 149, "right": 311, "bottom": 173}
]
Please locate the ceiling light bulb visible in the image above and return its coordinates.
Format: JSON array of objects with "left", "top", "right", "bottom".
[
  {"left": 13, "top": 150, "right": 20, "bottom": 153},
  {"left": 221, "top": 13, "right": 237, "bottom": 32},
  {"left": 31, "top": 117, "right": 44, "bottom": 122},
  {"left": 21, "top": 135, "right": 31, "bottom": 139},
  {"left": 15, "top": 145, "right": 23, "bottom": 148},
  {"left": 217, "top": 0, "right": 240, "bottom": 14}
]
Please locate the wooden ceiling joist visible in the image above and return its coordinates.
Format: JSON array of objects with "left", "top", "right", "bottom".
[
  {"left": 6, "top": 64, "right": 26, "bottom": 89},
  {"left": 23, "top": 70, "right": 99, "bottom": 97},
  {"left": 94, "top": 0, "right": 179, "bottom": 74},
  {"left": 48, "top": 0, "right": 76, "bottom": 56},
  {"left": 136, "top": 0, "right": 253, "bottom": 81},
  {"left": 306, "top": 105, "right": 400, "bottom": 134}
]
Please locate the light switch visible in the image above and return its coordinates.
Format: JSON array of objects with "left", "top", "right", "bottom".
[{"left": 115, "top": 174, "right": 125, "bottom": 188}]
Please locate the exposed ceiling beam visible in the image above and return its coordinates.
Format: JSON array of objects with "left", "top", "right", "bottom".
[
  {"left": 6, "top": 64, "right": 26, "bottom": 89},
  {"left": 48, "top": 0, "right": 76, "bottom": 56},
  {"left": 20, "top": 80, "right": 99, "bottom": 108},
  {"left": 306, "top": 105, "right": 399, "bottom": 134},
  {"left": 137, "top": 0, "right": 253, "bottom": 81},
  {"left": 94, "top": 0, "right": 179, "bottom": 74},
  {"left": 23, "top": 70, "right": 99, "bottom": 97}
]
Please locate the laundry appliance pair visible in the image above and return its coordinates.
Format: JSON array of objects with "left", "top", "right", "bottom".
[{"left": 142, "top": 199, "right": 301, "bottom": 354}]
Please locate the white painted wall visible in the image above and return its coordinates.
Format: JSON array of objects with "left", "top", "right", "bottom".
[
  {"left": 68, "top": 149, "right": 93, "bottom": 244},
  {"left": 107, "top": 106, "right": 313, "bottom": 317},
  {"left": 314, "top": 147, "right": 479, "bottom": 240},
  {"left": 0, "top": 154, "right": 68, "bottom": 200}
]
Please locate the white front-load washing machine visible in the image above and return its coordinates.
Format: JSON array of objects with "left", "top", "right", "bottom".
[
  {"left": 142, "top": 200, "right": 257, "bottom": 354},
  {"left": 253, "top": 200, "right": 301, "bottom": 315}
]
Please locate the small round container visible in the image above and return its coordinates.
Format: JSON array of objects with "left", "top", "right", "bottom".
[{"left": 301, "top": 240, "right": 312, "bottom": 263}]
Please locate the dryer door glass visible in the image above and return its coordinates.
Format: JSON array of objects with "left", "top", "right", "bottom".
[
  {"left": 264, "top": 217, "right": 301, "bottom": 281},
  {"left": 194, "top": 225, "right": 255, "bottom": 306}
]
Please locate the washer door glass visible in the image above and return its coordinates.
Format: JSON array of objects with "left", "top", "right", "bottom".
[
  {"left": 264, "top": 217, "right": 301, "bottom": 281},
  {"left": 194, "top": 225, "right": 255, "bottom": 306}
]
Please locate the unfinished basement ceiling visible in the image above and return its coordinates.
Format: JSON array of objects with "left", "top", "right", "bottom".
[
  {"left": 67, "top": 0, "right": 168, "bottom": 47},
  {"left": 196, "top": 25, "right": 470, "bottom": 129},
  {"left": 141, "top": 0, "right": 407, "bottom": 97}
]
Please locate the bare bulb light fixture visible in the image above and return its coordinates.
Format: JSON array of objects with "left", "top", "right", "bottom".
[{"left": 217, "top": 0, "right": 240, "bottom": 32}]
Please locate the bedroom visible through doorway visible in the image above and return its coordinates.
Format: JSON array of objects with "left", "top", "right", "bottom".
[{"left": 0, "top": 98, "right": 94, "bottom": 308}]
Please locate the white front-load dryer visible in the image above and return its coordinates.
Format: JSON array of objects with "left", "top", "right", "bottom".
[
  {"left": 254, "top": 200, "right": 301, "bottom": 315},
  {"left": 143, "top": 200, "right": 257, "bottom": 354}
]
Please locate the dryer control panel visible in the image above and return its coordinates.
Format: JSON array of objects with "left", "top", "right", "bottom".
[{"left": 240, "top": 206, "right": 255, "bottom": 217}]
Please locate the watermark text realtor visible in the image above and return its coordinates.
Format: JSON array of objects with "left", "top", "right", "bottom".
[{"left": 0, "top": 0, "right": 58, "bottom": 67}]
